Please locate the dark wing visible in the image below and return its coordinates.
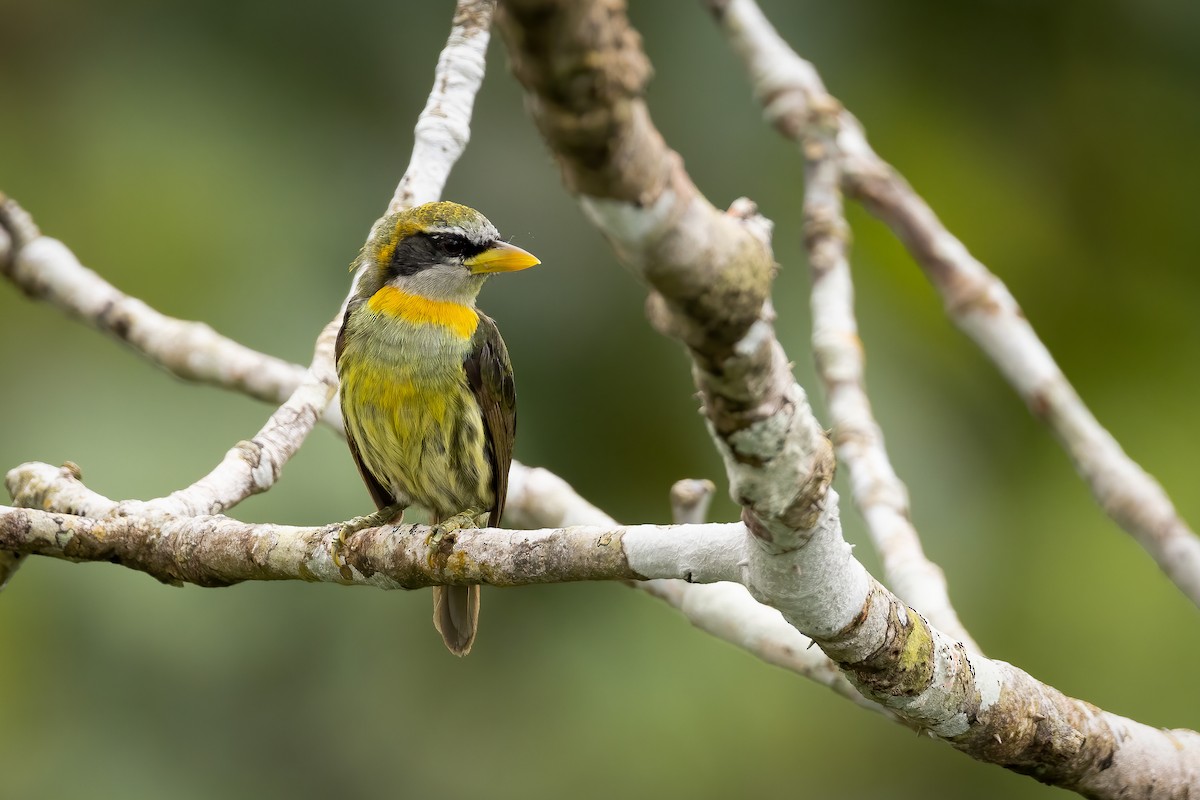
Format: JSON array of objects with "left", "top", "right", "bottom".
[
  {"left": 337, "top": 301, "right": 395, "bottom": 511},
  {"left": 464, "top": 313, "right": 516, "bottom": 527},
  {"left": 345, "top": 432, "right": 394, "bottom": 511}
]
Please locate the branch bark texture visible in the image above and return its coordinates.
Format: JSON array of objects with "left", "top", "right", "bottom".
[
  {"left": 498, "top": 0, "right": 833, "bottom": 553},
  {"left": 499, "top": 0, "right": 1200, "bottom": 795},
  {"left": 709, "top": 0, "right": 1200, "bottom": 610},
  {"left": 390, "top": 0, "right": 495, "bottom": 214},
  {"left": 802, "top": 116, "right": 978, "bottom": 652},
  {"left": 3, "top": 467, "right": 1197, "bottom": 799}
]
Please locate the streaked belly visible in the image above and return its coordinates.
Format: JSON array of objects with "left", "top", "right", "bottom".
[{"left": 341, "top": 361, "right": 492, "bottom": 518}]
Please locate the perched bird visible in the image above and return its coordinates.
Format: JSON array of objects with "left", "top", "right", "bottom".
[{"left": 335, "top": 201, "right": 539, "bottom": 655}]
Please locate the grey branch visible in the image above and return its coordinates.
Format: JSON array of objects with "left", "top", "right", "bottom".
[
  {"left": 509, "top": 467, "right": 882, "bottom": 712},
  {"left": 390, "top": 0, "right": 496, "bottom": 214},
  {"left": 0, "top": 500, "right": 740, "bottom": 589}
]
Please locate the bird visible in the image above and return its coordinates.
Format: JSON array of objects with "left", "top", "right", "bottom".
[{"left": 334, "top": 201, "right": 539, "bottom": 656}]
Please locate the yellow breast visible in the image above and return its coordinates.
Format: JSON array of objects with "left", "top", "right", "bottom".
[{"left": 367, "top": 286, "right": 479, "bottom": 340}]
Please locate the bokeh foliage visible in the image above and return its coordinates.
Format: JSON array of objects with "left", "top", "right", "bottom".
[{"left": 2, "top": 1, "right": 1199, "bottom": 797}]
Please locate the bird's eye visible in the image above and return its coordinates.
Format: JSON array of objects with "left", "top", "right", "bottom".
[{"left": 431, "top": 233, "right": 470, "bottom": 259}]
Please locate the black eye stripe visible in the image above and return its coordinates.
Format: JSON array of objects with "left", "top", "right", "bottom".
[
  {"left": 384, "top": 232, "right": 492, "bottom": 279},
  {"left": 428, "top": 232, "right": 489, "bottom": 259}
]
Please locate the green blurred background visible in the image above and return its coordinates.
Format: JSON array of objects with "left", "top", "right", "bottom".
[{"left": 3, "top": 1, "right": 1199, "bottom": 797}]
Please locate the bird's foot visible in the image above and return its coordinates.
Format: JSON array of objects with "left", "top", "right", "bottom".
[
  {"left": 430, "top": 509, "right": 486, "bottom": 542},
  {"left": 332, "top": 502, "right": 406, "bottom": 574}
]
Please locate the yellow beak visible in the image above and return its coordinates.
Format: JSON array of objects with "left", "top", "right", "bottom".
[{"left": 465, "top": 242, "right": 540, "bottom": 274}]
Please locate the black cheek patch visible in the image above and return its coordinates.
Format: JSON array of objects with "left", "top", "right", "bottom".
[{"left": 387, "top": 234, "right": 442, "bottom": 278}]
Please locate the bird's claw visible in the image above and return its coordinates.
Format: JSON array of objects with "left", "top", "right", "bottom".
[
  {"left": 331, "top": 503, "right": 406, "bottom": 574},
  {"left": 332, "top": 526, "right": 351, "bottom": 575},
  {"left": 433, "top": 510, "right": 486, "bottom": 538}
]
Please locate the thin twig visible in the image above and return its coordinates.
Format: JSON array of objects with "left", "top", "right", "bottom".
[
  {"left": 802, "top": 118, "right": 979, "bottom": 651},
  {"left": 669, "top": 478, "right": 716, "bottom": 526}
]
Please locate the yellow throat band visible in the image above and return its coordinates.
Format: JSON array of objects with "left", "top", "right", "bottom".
[{"left": 367, "top": 286, "right": 479, "bottom": 340}]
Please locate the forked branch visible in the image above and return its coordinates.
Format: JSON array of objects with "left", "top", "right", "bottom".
[{"left": 709, "top": 0, "right": 1200, "bottom": 609}]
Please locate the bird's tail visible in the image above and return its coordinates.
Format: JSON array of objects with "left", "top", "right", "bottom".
[{"left": 432, "top": 585, "right": 480, "bottom": 656}]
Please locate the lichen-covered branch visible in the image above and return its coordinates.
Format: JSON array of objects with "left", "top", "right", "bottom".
[
  {"left": 499, "top": 1, "right": 1200, "bottom": 795},
  {"left": 503, "top": 466, "right": 886, "bottom": 712},
  {"left": 802, "top": 124, "right": 978, "bottom": 651},
  {"left": 660, "top": 476, "right": 886, "bottom": 713},
  {"left": 3, "top": 468, "right": 1198, "bottom": 797},
  {"left": 708, "top": 0, "right": 1200, "bottom": 610},
  {"left": 0, "top": 499, "right": 740, "bottom": 589}
]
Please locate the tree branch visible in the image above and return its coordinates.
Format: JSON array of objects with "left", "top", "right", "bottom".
[
  {"left": 506, "top": 468, "right": 885, "bottom": 712},
  {"left": 708, "top": 0, "right": 1200, "bottom": 610},
  {"left": 0, "top": 501, "right": 742, "bottom": 589},
  {"left": 0, "top": 193, "right": 335, "bottom": 425},
  {"left": 802, "top": 112, "right": 979, "bottom": 652},
  {"left": 498, "top": 0, "right": 833, "bottom": 555},
  {"left": 498, "top": 0, "right": 1200, "bottom": 795},
  {"left": 3, "top": 464, "right": 1197, "bottom": 798},
  {"left": 153, "top": 320, "right": 341, "bottom": 517}
]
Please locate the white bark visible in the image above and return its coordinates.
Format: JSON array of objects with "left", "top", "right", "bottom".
[
  {"left": 710, "top": 0, "right": 1200, "bottom": 609},
  {"left": 505, "top": 465, "right": 878, "bottom": 709},
  {"left": 804, "top": 131, "right": 978, "bottom": 651},
  {"left": 3, "top": 487, "right": 1198, "bottom": 797},
  {"left": 499, "top": 1, "right": 1200, "bottom": 793},
  {"left": 390, "top": 1, "right": 495, "bottom": 214}
]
